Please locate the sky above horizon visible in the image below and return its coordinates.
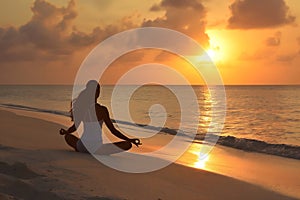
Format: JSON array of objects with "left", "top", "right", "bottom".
[{"left": 0, "top": 0, "right": 299, "bottom": 85}]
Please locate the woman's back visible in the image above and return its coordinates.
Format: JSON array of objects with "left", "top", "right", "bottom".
[{"left": 81, "top": 103, "right": 104, "bottom": 153}]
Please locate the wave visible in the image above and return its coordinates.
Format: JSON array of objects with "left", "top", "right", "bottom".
[
  {"left": 1, "top": 103, "right": 299, "bottom": 160},
  {"left": 0, "top": 103, "right": 69, "bottom": 117},
  {"left": 195, "top": 134, "right": 300, "bottom": 160}
]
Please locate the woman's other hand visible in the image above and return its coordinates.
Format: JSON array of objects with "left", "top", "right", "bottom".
[
  {"left": 129, "top": 138, "right": 142, "bottom": 147},
  {"left": 59, "top": 128, "right": 68, "bottom": 135}
]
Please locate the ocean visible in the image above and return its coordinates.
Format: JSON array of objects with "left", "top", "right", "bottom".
[{"left": 0, "top": 85, "right": 299, "bottom": 159}]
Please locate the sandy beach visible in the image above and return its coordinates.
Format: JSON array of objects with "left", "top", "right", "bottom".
[
  {"left": 0, "top": 107, "right": 299, "bottom": 200},
  {"left": 1, "top": 0, "right": 300, "bottom": 199}
]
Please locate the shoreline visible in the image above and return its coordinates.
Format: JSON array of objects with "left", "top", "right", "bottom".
[
  {"left": 1, "top": 103, "right": 299, "bottom": 158},
  {"left": 1, "top": 107, "right": 300, "bottom": 199}
]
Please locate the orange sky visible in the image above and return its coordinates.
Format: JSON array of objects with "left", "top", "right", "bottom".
[{"left": 0, "top": 0, "right": 299, "bottom": 85}]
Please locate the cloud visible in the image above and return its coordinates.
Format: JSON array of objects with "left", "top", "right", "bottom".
[
  {"left": 159, "top": 0, "right": 205, "bottom": 9},
  {"left": 0, "top": 0, "right": 211, "bottom": 65},
  {"left": 276, "top": 53, "right": 299, "bottom": 62},
  {"left": 239, "top": 51, "right": 265, "bottom": 60},
  {"left": 265, "top": 31, "right": 281, "bottom": 46},
  {"left": 227, "top": 0, "right": 296, "bottom": 29},
  {"left": 144, "top": 0, "right": 209, "bottom": 47},
  {"left": 0, "top": 0, "right": 135, "bottom": 63},
  {"left": 149, "top": 4, "right": 163, "bottom": 12},
  {"left": 0, "top": 0, "right": 213, "bottom": 84}
]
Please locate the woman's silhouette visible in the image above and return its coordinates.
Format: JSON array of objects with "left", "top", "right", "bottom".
[{"left": 59, "top": 80, "right": 141, "bottom": 154}]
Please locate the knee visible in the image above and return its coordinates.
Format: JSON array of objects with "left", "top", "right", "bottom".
[
  {"left": 64, "top": 134, "right": 71, "bottom": 142},
  {"left": 64, "top": 134, "right": 78, "bottom": 147}
]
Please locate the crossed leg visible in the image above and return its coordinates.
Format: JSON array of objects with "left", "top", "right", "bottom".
[
  {"left": 64, "top": 134, "right": 132, "bottom": 154},
  {"left": 95, "top": 141, "right": 132, "bottom": 155}
]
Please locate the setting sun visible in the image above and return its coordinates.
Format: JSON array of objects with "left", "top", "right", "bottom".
[
  {"left": 190, "top": 48, "right": 222, "bottom": 64},
  {"left": 206, "top": 48, "right": 221, "bottom": 63}
]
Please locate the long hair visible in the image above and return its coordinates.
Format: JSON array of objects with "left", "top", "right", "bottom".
[{"left": 70, "top": 80, "right": 100, "bottom": 126}]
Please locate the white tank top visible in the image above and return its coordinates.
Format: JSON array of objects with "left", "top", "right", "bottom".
[{"left": 81, "top": 104, "right": 103, "bottom": 153}]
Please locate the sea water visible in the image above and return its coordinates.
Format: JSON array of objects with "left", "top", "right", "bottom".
[{"left": 0, "top": 85, "right": 299, "bottom": 159}]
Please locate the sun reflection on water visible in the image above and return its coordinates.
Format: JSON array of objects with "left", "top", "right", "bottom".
[
  {"left": 194, "top": 154, "right": 210, "bottom": 169},
  {"left": 187, "top": 144, "right": 211, "bottom": 170}
]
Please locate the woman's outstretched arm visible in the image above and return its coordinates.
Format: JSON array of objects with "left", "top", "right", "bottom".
[
  {"left": 97, "top": 104, "right": 141, "bottom": 147},
  {"left": 67, "top": 124, "right": 76, "bottom": 133},
  {"left": 59, "top": 123, "right": 76, "bottom": 135},
  {"left": 98, "top": 105, "right": 130, "bottom": 141}
]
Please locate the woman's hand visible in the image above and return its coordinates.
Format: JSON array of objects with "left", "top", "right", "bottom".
[
  {"left": 129, "top": 138, "right": 142, "bottom": 147},
  {"left": 59, "top": 128, "right": 68, "bottom": 135}
]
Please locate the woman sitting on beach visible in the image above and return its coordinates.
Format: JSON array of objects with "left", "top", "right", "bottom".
[{"left": 59, "top": 80, "right": 141, "bottom": 154}]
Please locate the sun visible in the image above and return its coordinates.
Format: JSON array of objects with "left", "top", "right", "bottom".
[
  {"left": 207, "top": 49, "right": 216, "bottom": 59},
  {"left": 191, "top": 48, "right": 222, "bottom": 64},
  {"left": 206, "top": 48, "right": 221, "bottom": 63}
]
